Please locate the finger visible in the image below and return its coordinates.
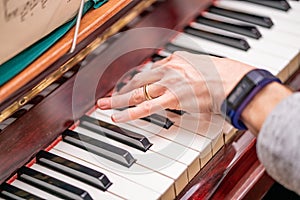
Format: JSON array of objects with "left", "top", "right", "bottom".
[
  {"left": 97, "top": 83, "right": 166, "bottom": 109},
  {"left": 151, "top": 54, "right": 172, "bottom": 68},
  {"left": 111, "top": 94, "right": 173, "bottom": 122},
  {"left": 118, "top": 68, "right": 163, "bottom": 94},
  {"left": 151, "top": 52, "right": 190, "bottom": 69},
  {"left": 114, "top": 67, "right": 142, "bottom": 93}
]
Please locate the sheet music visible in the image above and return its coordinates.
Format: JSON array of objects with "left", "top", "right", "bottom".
[
  {"left": 0, "top": 0, "right": 81, "bottom": 65},
  {"left": 4, "top": 0, "right": 49, "bottom": 22}
]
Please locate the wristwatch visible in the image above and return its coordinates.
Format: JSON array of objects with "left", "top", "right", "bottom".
[{"left": 221, "top": 69, "right": 281, "bottom": 130}]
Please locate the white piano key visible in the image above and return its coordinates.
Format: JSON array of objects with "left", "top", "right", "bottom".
[
  {"left": 245, "top": 29, "right": 300, "bottom": 78},
  {"left": 62, "top": 129, "right": 136, "bottom": 168},
  {"left": 127, "top": 119, "right": 212, "bottom": 167},
  {"left": 53, "top": 141, "right": 176, "bottom": 200},
  {"left": 222, "top": 122, "right": 237, "bottom": 143},
  {"left": 0, "top": 118, "right": 17, "bottom": 130},
  {"left": 190, "top": 22, "right": 299, "bottom": 61},
  {"left": 222, "top": 121, "right": 234, "bottom": 134},
  {"left": 189, "top": 21, "right": 299, "bottom": 79},
  {"left": 172, "top": 33, "right": 283, "bottom": 75},
  {"left": 30, "top": 164, "right": 125, "bottom": 200},
  {"left": 96, "top": 109, "right": 213, "bottom": 167},
  {"left": 288, "top": 0, "right": 300, "bottom": 11},
  {"left": 216, "top": 0, "right": 300, "bottom": 22},
  {"left": 158, "top": 50, "right": 172, "bottom": 57},
  {"left": 224, "top": 0, "right": 300, "bottom": 23},
  {"left": 40, "top": 83, "right": 60, "bottom": 97},
  {"left": 18, "top": 166, "right": 93, "bottom": 200},
  {"left": 202, "top": 11, "right": 300, "bottom": 49},
  {"left": 79, "top": 115, "right": 152, "bottom": 152},
  {"left": 216, "top": 0, "right": 300, "bottom": 36},
  {"left": 164, "top": 110, "right": 224, "bottom": 155},
  {"left": 76, "top": 125, "right": 189, "bottom": 195},
  {"left": 62, "top": 70, "right": 75, "bottom": 78},
  {"left": 184, "top": 26, "right": 251, "bottom": 51},
  {"left": 91, "top": 110, "right": 201, "bottom": 180},
  {"left": 36, "top": 150, "right": 112, "bottom": 191},
  {"left": 49, "top": 149, "right": 162, "bottom": 200},
  {"left": 148, "top": 134, "right": 201, "bottom": 180},
  {"left": 11, "top": 179, "right": 63, "bottom": 200},
  {"left": 199, "top": 11, "right": 300, "bottom": 77}
]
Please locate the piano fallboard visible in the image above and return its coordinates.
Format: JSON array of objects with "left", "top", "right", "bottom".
[
  {"left": 0, "top": 0, "right": 212, "bottom": 186},
  {"left": 0, "top": 0, "right": 299, "bottom": 199}
]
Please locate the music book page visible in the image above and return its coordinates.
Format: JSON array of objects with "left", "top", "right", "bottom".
[{"left": 0, "top": 0, "right": 82, "bottom": 65}]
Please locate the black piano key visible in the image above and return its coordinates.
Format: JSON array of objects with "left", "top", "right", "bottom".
[
  {"left": 116, "top": 68, "right": 141, "bottom": 92},
  {"left": 207, "top": 6, "right": 273, "bottom": 28},
  {"left": 196, "top": 16, "right": 261, "bottom": 39},
  {"left": 27, "top": 95, "right": 44, "bottom": 105},
  {"left": 148, "top": 114, "right": 174, "bottom": 128},
  {"left": 17, "top": 167, "right": 92, "bottom": 200},
  {"left": 115, "top": 81, "right": 127, "bottom": 92},
  {"left": 184, "top": 26, "right": 250, "bottom": 51},
  {"left": 141, "top": 113, "right": 174, "bottom": 129},
  {"left": 165, "top": 43, "right": 223, "bottom": 58},
  {"left": 36, "top": 151, "right": 112, "bottom": 190},
  {"left": 10, "top": 109, "right": 27, "bottom": 118},
  {"left": 0, "top": 193, "right": 14, "bottom": 200},
  {"left": 243, "top": 0, "right": 291, "bottom": 11},
  {"left": 62, "top": 129, "right": 136, "bottom": 167},
  {"left": 116, "top": 106, "right": 174, "bottom": 129},
  {"left": 80, "top": 115, "right": 152, "bottom": 152},
  {"left": 166, "top": 109, "right": 186, "bottom": 116},
  {"left": 0, "top": 183, "right": 42, "bottom": 200},
  {"left": 151, "top": 54, "right": 166, "bottom": 62}
]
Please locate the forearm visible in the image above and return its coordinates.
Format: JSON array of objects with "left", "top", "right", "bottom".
[
  {"left": 255, "top": 92, "right": 300, "bottom": 195},
  {"left": 241, "top": 82, "right": 292, "bottom": 135}
]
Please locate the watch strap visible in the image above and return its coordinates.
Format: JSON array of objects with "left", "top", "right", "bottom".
[{"left": 221, "top": 69, "right": 281, "bottom": 130}]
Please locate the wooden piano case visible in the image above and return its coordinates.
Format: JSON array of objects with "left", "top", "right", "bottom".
[{"left": 0, "top": 0, "right": 299, "bottom": 199}]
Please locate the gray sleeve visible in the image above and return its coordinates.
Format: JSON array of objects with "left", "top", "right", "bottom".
[{"left": 257, "top": 92, "right": 300, "bottom": 195}]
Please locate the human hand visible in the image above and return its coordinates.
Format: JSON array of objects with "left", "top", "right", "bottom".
[{"left": 97, "top": 51, "right": 254, "bottom": 122}]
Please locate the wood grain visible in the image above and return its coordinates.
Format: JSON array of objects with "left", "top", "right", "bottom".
[
  {"left": 1, "top": 0, "right": 298, "bottom": 198},
  {"left": 0, "top": 0, "right": 131, "bottom": 104},
  {"left": 177, "top": 68, "right": 300, "bottom": 199},
  {"left": 0, "top": 0, "right": 211, "bottom": 184}
]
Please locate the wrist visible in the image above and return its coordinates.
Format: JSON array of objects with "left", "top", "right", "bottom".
[
  {"left": 221, "top": 69, "right": 282, "bottom": 130},
  {"left": 241, "top": 82, "right": 292, "bottom": 135}
]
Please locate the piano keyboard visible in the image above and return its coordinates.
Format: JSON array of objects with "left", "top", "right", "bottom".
[
  {"left": 1, "top": 0, "right": 300, "bottom": 199},
  {"left": 172, "top": 0, "right": 300, "bottom": 81}
]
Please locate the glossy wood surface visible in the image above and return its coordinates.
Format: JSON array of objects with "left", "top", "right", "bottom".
[
  {"left": 0, "top": 0, "right": 134, "bottom": 108},
  {"left": 177, "top": 131, "right": 274, "bottom": 200},
  {"left": 0, "top": 0, "right": 211, "bottom": 184},
  {"left": 1, "top": 0, "right": 299, "bottom": 198},
  {"left": 177, "top": 69, "right": 300, "bottom": 200}
]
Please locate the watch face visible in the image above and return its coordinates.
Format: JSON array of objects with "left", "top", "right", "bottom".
[
  {"left": 222, "top": 69, "right": 280, "bottom": 130},
  {"left": 228, "top": 77, "right": 255, "bottom": 109}
]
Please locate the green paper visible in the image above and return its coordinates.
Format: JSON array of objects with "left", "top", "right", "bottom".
[{"left": 0, "top": 0, "right": 108, "bottom": 86}]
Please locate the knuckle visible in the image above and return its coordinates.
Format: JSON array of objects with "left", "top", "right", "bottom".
[
  {"left": 131, "top": 89, "right": 144, "bottom": 103},
  {"left": 131, "top": 72, "right": 144, "bottom": 85},
  {"left": 142, "top": 101, "right": 153, "bottom": 113},
  {"left": 130, "top": 77, "right": 140, "bottom": 86},
  {"left": 128, "top": 109, "right": 137, "bottom": 120},
  {"left": 161, "top": 65, "right": 173, "bottom": 73}
]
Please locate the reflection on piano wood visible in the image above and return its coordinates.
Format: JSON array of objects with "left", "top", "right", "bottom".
[{"left": 0, "top": 0, "right": 300, "bottom": 199}]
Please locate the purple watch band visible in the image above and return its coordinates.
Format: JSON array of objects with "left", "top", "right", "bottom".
[{"left": 221, "top": 69, "right": 281, "bottom": 130}]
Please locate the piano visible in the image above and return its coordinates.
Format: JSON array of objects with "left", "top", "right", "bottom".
[{"left": 0, "top": 0, "right": 300, "bottom": 199}]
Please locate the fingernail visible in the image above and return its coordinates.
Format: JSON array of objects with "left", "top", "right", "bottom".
[
  {"left": 111, "top": 113, "right": 124, "bottom": 122},
  {"left": 97, "top": 99, "right": 110, "bottom": 109}
]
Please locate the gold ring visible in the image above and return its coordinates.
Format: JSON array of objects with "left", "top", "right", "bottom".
[{"left": 143, "top": 84, "right": 152, "bottom": 100}]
